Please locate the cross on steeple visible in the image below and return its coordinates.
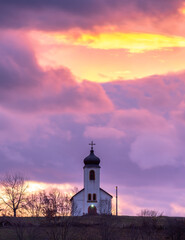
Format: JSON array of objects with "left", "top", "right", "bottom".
[{"left": 89, "top": 141, "right": 96, "bottom": 150}]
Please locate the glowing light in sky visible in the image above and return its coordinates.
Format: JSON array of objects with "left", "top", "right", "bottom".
[
  {"left": 26, "top": 181, "right": 78, "bottom": 195},
  {"left": 179, "top": 3, "right": 185, "bottom": 15},
  {"left": 29, "top": 30, "right": 185, "bottom": 83},
  {"left": 181, "top": 8, "right": 185, "bottom": 14},
  {"left": 55, "top": 32, "right": 185, "bottom": 53}
]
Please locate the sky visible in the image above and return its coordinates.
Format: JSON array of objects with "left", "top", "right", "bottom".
[{"left": 1, "top": 0, "right": 185, "bottom": 216}]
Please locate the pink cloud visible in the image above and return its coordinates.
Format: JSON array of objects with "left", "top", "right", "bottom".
[
  {"left": 110, "top": 109, "right": 170, "bottom": 133},
  {"left": 102, "top": 72, "right": 185, "bottom": 169},
  {"left": 104, "top": 72, "right": 185, "bottom": 113},
  {"left": 117, "top": 185, "right": 185, "bottom": 216},
  {"left": 0, "top": 107, "right": 41, "bottom": 144},
  {"left": 0, "top": 30, "right": 113, "bottom": 114},
  {"left": 2, "top": 26, "right": 185, "bottom": 217},
  {"left": 129, "top": 133, "right": 180, "bottom": 169},
  {"left": 84, "top": 126, "right": 125, "bottom": 139},
  {"left": 170, "top": 203, "right": 185, "bottom": 217}
]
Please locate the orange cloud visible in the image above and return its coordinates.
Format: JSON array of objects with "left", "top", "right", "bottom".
[
  {"left": 170, "top": 203, "right": 185, "bottom": 217},
  {"left": 55, "top": 32, "right": 185, "bottom": 53},
  {"left": 179, "top": 2, "right": 185, "bottom": 15},
  {"left": 26, "top": 181, "right": 80, "bottom": 196},
  {"left": 29, "top": 30, "right": 185, "bottom": 83}
]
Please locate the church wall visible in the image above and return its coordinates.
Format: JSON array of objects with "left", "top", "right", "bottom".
[
  {"left": 71, "top": 190, "right": 84, "bottom": 216},
  {"left": 100, "top": 190, "right": 112, "bottom": 215}
]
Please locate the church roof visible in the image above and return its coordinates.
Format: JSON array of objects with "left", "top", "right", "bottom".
[
  {"left": 84, "top": 141, "right": 100, "bottom": 166},
  {"left": 100, "top": 188, "right": 113, "bottom": 198},
  {"left": 70, "top": 187, "right": 113, "bottom": 201},
  {"left": 84, "top": 149, "right": 100, "bottom": 166},
  {"left": 70, "top": 188, "right": 84, "bottom": 201}
]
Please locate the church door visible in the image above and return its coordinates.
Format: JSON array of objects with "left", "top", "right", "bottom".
[{"left": 88, "top": 205, "right": 97, "bottom": 215}]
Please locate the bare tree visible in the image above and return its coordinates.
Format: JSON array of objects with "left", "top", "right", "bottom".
[
  {"left": 137, "top": 209, "right": 163, "bottom": 217},
  {"left": 25, "top": 192, "right": 44, "bottom": 217},
  {"left": 0, "top": 173, "right": 28, "bottom": 217},
  {"left": 99, "top": 199, "right": 112, "bottom": 215},
  {"left": 41, "top": 189, "right": 72, "bottom": 217},
  {"left": 25, "top": 188, "right": 72, "bottom": 218}
]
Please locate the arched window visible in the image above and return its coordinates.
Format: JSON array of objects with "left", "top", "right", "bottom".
[
  {"left": 88, "top": 194, "right": 91, "bottom": 201},
  {"left": 89, "top": 170, "right": 95, "bottom": 180},
  {"left": 93, "top": 194, "right": 96, "bottom": 201}
]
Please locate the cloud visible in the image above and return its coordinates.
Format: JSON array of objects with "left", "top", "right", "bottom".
[
  {"left": 0, "top": 30, "right": 115, "bottom": 184},
  {"left": 0, "top": 0, "right": 183, "bottom": 31},
  {"left": 86, "top": 108, "right": 182, "bottom": 169},
  {"left": 0, "top": 31, "right": 41, "bottom": 91},
  {"left": 0, "top": 107, "right": 43, "bottom": 144},
  {"left": 110, "top": 109, "right": 169, "bottom": 134},
  {"left": 2, "top": 26, "right": 185, "bottom": 217},
  {"left": 103, "top": 72, "right": 185, "bottom": 113},
  {"left": 84, "top": 126, "right": 125, "bottom": 139},
  {"left": 0, "top": 30, "right": 113, "bottom": 114},
  {"left": 116, "top": 185, "right": 185, "bottom": 216},
  {"left": 170, "top": 203, "right": 185, "bottom": 217},
  {"left": 129, "top": 133, "right": 180, "bottom": 169},
  {"left": 0, "top": 0, "right": 181, "bottom": 14},
  {"left": 27, "top": 181, "right": 78, "bottom": 195},
  {"left": 54, "top": 31, "right": 185, "bottom": 53},
  {"left": 102, "top": 72, "right": 185, "bottom": 169}
]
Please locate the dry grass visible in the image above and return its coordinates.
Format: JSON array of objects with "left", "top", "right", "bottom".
[{"left": 0, "top": 215, "right": 184, "bottom": 240}]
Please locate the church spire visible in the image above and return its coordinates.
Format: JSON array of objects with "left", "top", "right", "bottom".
[
  {"left": 89, "top": 140, "right": 96, "bottom": 151},
  {"left": 84, "top": 141, "right": 100, "bottom": 166}
]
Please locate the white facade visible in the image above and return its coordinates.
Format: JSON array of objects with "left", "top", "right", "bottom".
[
  {"left": 84, "top": 166, "right": 100, "bottom": 214},
  {"left": 71, "top": 145, "right": 112, "bottom": 216}
]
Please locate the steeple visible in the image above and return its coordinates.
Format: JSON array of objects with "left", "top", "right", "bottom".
[{"left": 84, "top": 141, "right": 100, "bottom": 166}]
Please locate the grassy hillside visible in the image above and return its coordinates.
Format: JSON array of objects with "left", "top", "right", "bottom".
[{"left": 0, "top": 215, "right": 184, "bottom": 240}]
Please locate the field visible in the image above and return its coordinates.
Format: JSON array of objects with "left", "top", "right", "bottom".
[{"left": 0, "top": 215, "right": 185, "bottom": 240}]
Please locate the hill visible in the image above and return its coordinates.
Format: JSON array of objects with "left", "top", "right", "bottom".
[{"left": 0, "top": 215, "right": 184, "bottom": 240}]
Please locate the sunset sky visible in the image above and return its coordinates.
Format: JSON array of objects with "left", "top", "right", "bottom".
[{"left": 1, "top": 0, "right": 185, "bottom": 216}]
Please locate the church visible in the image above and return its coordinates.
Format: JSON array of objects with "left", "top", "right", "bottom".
[{"left": 70, "top": 141, "right": 112, "bottom": 215}]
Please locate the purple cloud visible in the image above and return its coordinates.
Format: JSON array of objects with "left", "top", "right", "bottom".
[
  {"left": 0, "top": 0, "right": 182, "bottom": 30},
  {"left": 0, "top": 31, "right": 113, "bottom": 113},
  {"left": 84, "top": 126, "right": 125, "bottom": 139},
  {"left": 1, "top": 28, "right": 185, "bottom": 216}
]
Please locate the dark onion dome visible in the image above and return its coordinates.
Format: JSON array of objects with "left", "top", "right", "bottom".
[{"left": 84, "top": 149, "right": 100, "bottom": 165}]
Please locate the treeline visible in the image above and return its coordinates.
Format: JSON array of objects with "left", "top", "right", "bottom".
[{"left": 0, "top": 173, "right": 73, "bottom": 217}]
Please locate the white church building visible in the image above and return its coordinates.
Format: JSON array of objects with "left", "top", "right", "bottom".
[{"left": 70, "top": 141, "right": 112, "bottom": 216}]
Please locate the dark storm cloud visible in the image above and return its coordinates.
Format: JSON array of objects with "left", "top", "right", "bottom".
[
  {"left": 0, "top": 0, "right": 182, "bottom": 30},
  {"left": 0, "top": 32, "right": 41, "bottom": 90},
  {"left": 0, "top": 0, "right": 103, "bottom": 14},
  {"left": 0, "top": 0, "right": 181, "bottom": 14}
]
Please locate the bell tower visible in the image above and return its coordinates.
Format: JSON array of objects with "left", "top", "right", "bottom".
[
  {"left": 83, "top": 141, "right": 100, "bottom": 214},
  {"left": 70, "top": 141, "right": 112, "bottom": 216}
]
